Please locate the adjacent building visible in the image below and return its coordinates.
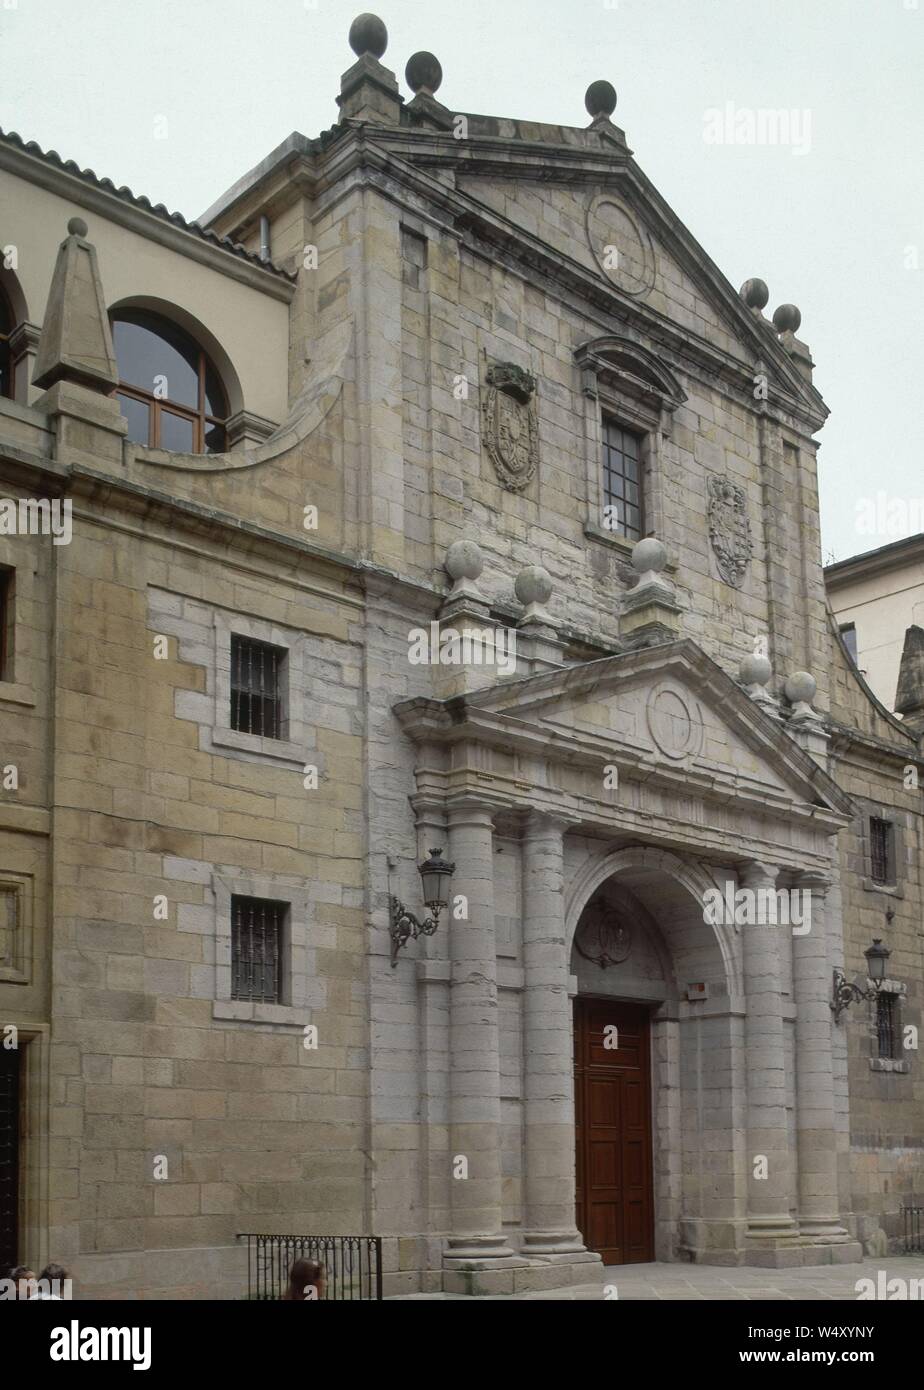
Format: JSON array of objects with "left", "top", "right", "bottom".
[
  {"left": 826, "top": 533, "right": 924, "bottom": 723},
  {"left": 1, "top": 15, "right": 922, "bottom": 1298}
]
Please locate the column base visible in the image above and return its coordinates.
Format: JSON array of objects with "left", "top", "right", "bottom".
[
  {"left": 746, "top": 1215, "right": 801, "bottom": 1241},
  {"left": 441, "top": 1246, "right": 603, "bottom": 1297},
  {"left": 521, "top": 1229, "right": 587, "bottom": 1256},
  {"left": 444, "top": 1234, "right": 517, "bottom": 1261},
  {"left": 798, "top": 1218, "right": 850, "bottom": 1240}
]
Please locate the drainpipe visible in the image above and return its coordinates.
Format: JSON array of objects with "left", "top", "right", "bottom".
[{"left": 259, "top": 215, "right": 271, "bottom": 263}]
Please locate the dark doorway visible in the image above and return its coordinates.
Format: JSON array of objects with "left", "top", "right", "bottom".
[
  {"left": 573, "top": 997, "right": 654, "bottom": 1264},
  {"left": 0, "top": 1045, "right": 20, "bottom": 1272}
]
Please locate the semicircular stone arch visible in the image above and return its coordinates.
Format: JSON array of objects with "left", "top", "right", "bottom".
[{"left": 564, "top": 843, "right": 741, "bottom": 1000}]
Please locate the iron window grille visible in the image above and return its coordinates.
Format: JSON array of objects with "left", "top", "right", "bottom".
[
  {"left": 602, "top": 417, "right": 643, "bottom": 542},
  {"left": 876, "top": 992, "right": 900, "bottom": 1061},
  {"left": 230, "top": 635, "right": 286, "bottom": 739},
  {"left": 231, "top": 896, "right": 286, "bottom": 1004},
  {"left": 869, "top": 817, "right": 894, "bottom": 886}
]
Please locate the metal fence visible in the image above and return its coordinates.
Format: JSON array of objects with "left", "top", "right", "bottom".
[
  {"left": 902, "top": 1204, "right": 923, "bottom": 1255},
  {"left": 238, "top": 1233, "right": 383, "bottom": 1301}
]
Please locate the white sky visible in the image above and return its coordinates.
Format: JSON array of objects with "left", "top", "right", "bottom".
[{"left": 1, "top": 0, "right": 921, "bottom": 563}]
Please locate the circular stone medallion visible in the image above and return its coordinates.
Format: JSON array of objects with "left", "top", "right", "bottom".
[
  {"left": 586, "top": 194, "right": 656, "bottom": 297},
  {"left": 646, "top": 683, "right": 704, "bottom": 760}
]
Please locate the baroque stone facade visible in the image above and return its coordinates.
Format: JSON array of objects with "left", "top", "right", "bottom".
[{"left": 0, "top": 17, "right": 921, "bottom": 1298}]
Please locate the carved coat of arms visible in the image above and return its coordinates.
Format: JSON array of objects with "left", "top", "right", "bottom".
[
  {"left": 574, "top": 901, "right": 633, "bottom": 970},
  {"left": 707, "top": 474, "right": 753, "bottom": 588},
  {"left": 482, "top": 362, "right": 539, "bottom": 492}
]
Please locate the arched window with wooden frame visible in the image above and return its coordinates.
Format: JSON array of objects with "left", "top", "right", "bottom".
[{"left": 111, "top": 308, "right": 229, "bottom": 453}]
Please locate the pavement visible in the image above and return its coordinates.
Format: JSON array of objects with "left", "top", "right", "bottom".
[{"left": 602, "top": 1255, "right": 924, "bottom": 1300}]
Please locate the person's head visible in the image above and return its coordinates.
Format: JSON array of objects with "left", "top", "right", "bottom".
[
  {"left": 39, "top": 1263, "right": 69, "bottom": 1297},
  {"left": 9, "top": 1266, "right": 36, "bottom": 1300},
  {"left": 283, "top": 1258, "right": 324, "bottom": 1301}
]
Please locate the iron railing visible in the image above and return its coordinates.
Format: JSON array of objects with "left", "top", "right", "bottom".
[
  {"left": 902, "top": 1203, "right": 923, "bottom": 1255},
  {"left": 238, "top": 1233, "right": 383, "bottom": 1300}
]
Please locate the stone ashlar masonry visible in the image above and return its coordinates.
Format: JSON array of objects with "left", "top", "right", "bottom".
[{"left": 0, "top": 17, "right": 921, "bottom": 1296}]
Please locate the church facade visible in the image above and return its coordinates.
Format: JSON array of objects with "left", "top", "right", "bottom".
[{"left": 1, "top": 15, "right": 922, "bottom": 1298}]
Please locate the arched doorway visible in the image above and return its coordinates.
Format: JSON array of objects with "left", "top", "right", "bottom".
[{"left": 567, "top": 847, "right": 738, "bottom": 1265}]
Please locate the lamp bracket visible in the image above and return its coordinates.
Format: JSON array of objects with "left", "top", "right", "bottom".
[{"left": 389, "top": 896, "right": 439, "bottom": 968}]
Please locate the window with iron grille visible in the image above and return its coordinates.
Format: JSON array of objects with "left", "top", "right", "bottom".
[
  {"left": 876, "top": 992, "right": 900, "bottom": 1060},
  {"left": 602, "top": 418, "right": 643, "bottom": 542},
  {"left": 231, "top": 896, "right": 286, "bottom": 1004},
  {"left": 230, "top": 635, "right": 286, "bottom": 739},
  {"left": 869, "top": 817, "right": 894, "bottom": 885}
]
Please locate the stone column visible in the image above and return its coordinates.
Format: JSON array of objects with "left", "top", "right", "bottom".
[
  {"left": 740, "top": 862, "right": 799, "bottom": 1248},
  {"left": 792, "top": 871, "right": 848, "bottom": 1239},
  {"left": 521, "top": 812, "right": 583, "bottom": 1253},
  {"left": 445, "top": 798, "right": 512, "bottom": 1258}
]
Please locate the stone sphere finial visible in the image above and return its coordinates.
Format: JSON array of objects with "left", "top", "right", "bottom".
[
  {"left": 445, "top": 539, "right": 483, "bottom": 585},
  {"left": 67, "top": 216, "right": 88, "bottom": 238},
  {"left": 632, "top": 536, "right": 667, "bottom": 576},
  {"left": 515, "top": 565, "right": 553, "bottom": 609},
  {"left": 740, "top": 278, "right": 769, "bottom": 311},
  {"left": 585, "top": 80, "right": 617, "bottom": 119},
  {"left": 349, "top": 12, "right": 388, "bottom": 59},
  {"left": 772, "top": 303, "right": 802, "bottom": 335},
  {"left": 406, "top": 51, "right": 442, "bottom": 95},
  {"left": 740, "top": 653, "right": 772, "bottom": 688},
  {"left": 784, "top": 670, "right": 816, "bottom": 706}
]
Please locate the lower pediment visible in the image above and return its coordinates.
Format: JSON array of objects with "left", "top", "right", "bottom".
[{"left": 394, "top": 639, "right": 853, "bottom": 831}]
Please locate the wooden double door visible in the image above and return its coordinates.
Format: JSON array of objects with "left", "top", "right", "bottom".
[{"left": 573, "top": 997, "right": 654, "bottom": 1264}]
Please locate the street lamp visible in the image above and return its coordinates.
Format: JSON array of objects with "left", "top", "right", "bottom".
[
  {"left": 389, "top": 848, "right": 455, "bottom": 967},
  {"left": 831, "top": 938, "right": 891, "bottom": 1023}
]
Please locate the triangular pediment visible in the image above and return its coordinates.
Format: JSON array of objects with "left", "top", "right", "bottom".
[
  {"left": 395, "top": 640, "right": 853, "bottom": 825},
  {"left": 454, "top": 169, "right": 811, "bottom": 408}
]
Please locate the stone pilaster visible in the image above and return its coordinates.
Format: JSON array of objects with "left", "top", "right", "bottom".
[
  {"left": 520, "top": 812, "right": 584, "bottom": 1254},
  {"left": 792, "top": 871, "right": 849, "bottom": 1241},
  {"left": 444, "top": 799, "right": 513, "bottom": 1260},
  {"left": 740, "top": 862, "right": 799, "bottom": 1253}
]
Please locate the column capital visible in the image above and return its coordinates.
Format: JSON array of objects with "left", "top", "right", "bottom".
[
  {"left": 793, "top": 869, "right": 833, "bottom": 897},
  {"left": 446, "top": 795, "right": 497, "bottom": 828},
  {"left": 521, "top": 807, "right": 579, "bottom": 837},
  {"left": 739, "top": 860, "right": 780, "bottom": 889}
]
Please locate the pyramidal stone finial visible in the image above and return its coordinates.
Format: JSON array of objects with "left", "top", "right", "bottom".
[
  {"left": 895, "top": 625, "right": 924, "bottom": 730},
  {"left": 33, "top": 218, "right": 118, "bottom": 392}
]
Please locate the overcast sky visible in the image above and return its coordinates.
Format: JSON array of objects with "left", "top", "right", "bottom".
[{"left": 1, "top": 0, "right": 920, "bottom": 563}]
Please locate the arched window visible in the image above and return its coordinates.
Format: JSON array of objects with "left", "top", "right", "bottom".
[
  {"left": 0, "top": 285, "right": 15, "bottom": 400},
  {"left": 111, "top": 309, "right": 228, "bottom": 453}
]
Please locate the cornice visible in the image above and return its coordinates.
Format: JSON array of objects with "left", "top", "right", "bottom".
[{"left": 0, "top": 136, "right": 296, "bottom": 302}]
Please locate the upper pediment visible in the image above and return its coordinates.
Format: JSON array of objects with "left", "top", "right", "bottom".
[
  {"left": 395, "top": 640, "right": 853, "bottom": 829},
  {"left": 450, "top": 168, "right": 815, "bottom": 411}
]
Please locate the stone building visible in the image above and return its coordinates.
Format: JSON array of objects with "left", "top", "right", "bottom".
[
  {"left": 0, "top": 15, "right": 921, "bottom": 1298},
  {"left": 826, "top": 533, "right": 924, "bottom": 720}
]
